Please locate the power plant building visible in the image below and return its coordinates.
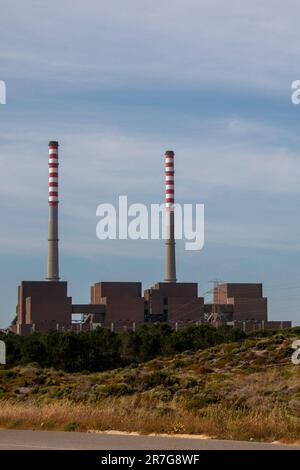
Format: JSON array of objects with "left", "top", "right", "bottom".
[
  {"left": 90, "top": 282, "right": 145, "bottom": 328},
  {"left": 11, "top": 143, "right": 292, "bottom": 335},
  {"left": 144, "top": 282, "right": 204, "bottom": 324},
  {"left": 15, "top": 281, "right": 72, "bottom": 336}
]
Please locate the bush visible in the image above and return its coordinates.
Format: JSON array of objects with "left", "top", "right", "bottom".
[
  {"left": 0, "top": 323, "right": 286, "bottom": 373},
  {"left": 64, "top": 421, "right": 79, "bottom": 432}
]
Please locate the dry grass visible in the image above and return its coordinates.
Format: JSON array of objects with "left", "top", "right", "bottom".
[
  {"left": 0, "top": 399, "right": 300, "bottom": 443},
  {"left": 1, "top": 333, "right": 300, "bottom": 442}
]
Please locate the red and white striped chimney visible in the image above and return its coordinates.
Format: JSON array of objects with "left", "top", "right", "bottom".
[
  {"left": 165, "top": 150, "right": 174, "bottom": 208},
  {"left": 48, "top": 141, "right": 59, "bottom": 206},
  {"left": 47, "top": 141, "right": 60, "bottom": 281},
  {"left": 164, "top": 150, "right": 176, "bottom": 282}
]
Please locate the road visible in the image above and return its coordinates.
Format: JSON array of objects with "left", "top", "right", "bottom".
[{"left": 0, "top": 429, "right": 300, "bottom": 450}]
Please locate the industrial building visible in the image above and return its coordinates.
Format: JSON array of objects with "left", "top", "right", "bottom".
[
  {"left": 11, "top": 143, "right": 292, "bottom": 336},
  {"left": 144, "top": 282, "right": 204, "bottom": 325}
]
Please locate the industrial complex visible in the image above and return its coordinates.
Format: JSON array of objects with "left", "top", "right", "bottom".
[{"left": 10, "top": 142, "right": 291, "bottom": 336}]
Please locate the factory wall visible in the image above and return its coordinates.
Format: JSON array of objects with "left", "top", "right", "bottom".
[
  {"left": 90, "top": 282, "right": 145, "bottom": 326},
  {"left": 228, "top": 320, "right": 292, "bottom": 332},
  {"left": 16, "top": 281, "right": 72, "bottom": 335},
  {"left": 144, "top": 282, "right": 204, "bottom": 324},
  {"left": 213, "top": 283, "right": 268, "bottom": 322}
]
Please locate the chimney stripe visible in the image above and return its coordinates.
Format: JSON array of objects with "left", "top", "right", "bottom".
[
  {"left": 165, "top": 150, "right": 174, "bottom": 211},
  {"left": 48, "top": 142, "right": 59, "bottom": 207}
]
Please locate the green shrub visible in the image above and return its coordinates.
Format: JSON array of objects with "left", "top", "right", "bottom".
[
  {"left": 98, "top": 382, "right": 133, "bottom": 396},
  {"left": 64, "top": 421, "right": 79, "bottom": 432},
  {"left": 2, "top": 324, "right": 293, "bottom": 374}
]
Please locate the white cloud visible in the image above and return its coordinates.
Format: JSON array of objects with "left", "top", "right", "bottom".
[
  {"left": 206, "top": 219, "right": 300, "bottom": 252},
  {"left": 177, "top": 143, "right": 300, "bottom": 196},
  {"left": 1, "top": 0, "right": 300, "bottom": 91}
]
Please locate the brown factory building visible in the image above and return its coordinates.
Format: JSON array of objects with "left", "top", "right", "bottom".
[
  {"left": 90, "top": 282, "right": 145, "bottom": 328},
  {"left": 144, "top": 282, "right": 204, "bottom": 325},
  {"left": 13, "top": 281, "right": 72, "bottom": 336},
  {"left": 13, "top": 280, "right": 292, "bottom": 335},
  {"left": 209, "top": 283, "right": 291, "bottom": 331},
  {"left": 213, "top": 283, "right": 267, "bottom": 321},
  {"left": 14, "top": 281, "right": 106, "bottom": 336}
]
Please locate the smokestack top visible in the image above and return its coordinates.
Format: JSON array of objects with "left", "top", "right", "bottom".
[
  {"left": 49, "top": 141, "right": 59, "bottom": 147},
  {"left": 165, "top": 150, "right": 174, "bottom": 156}
]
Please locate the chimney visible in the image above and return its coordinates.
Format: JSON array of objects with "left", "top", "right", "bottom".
[
  {"left": 47, "top": 141, "right": 60, "bottom": 281},
  {"left": 164, "top": 150, "right": 177, "bottom": 282}
]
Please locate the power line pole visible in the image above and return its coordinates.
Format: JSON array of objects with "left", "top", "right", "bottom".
[{"left": 208, "top": 279, "right": 224, "bottom": 327}]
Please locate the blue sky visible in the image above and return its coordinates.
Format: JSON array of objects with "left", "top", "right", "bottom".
[{"left": 1, "top": 0, "right": 300, "bottom": 327}]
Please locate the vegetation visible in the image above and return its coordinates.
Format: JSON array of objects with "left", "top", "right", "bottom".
[
  {"left": 0, "top": 326, "right": 300, "bottom": 442},
  {"left": 0, "top": 324, "right": 246, "bottom": 372}
]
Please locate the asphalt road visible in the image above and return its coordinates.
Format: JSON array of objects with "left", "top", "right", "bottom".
[{"left": 0, "top": 430, "right": 300, "bottom": 450}]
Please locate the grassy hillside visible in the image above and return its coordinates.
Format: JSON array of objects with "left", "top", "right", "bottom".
[{"left": 0, "top": 329, "right": 300, "bottom": 442}]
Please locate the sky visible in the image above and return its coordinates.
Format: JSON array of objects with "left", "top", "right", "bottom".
[{"left": 1, "top": 0, "right": 300, "bottom": 327}]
